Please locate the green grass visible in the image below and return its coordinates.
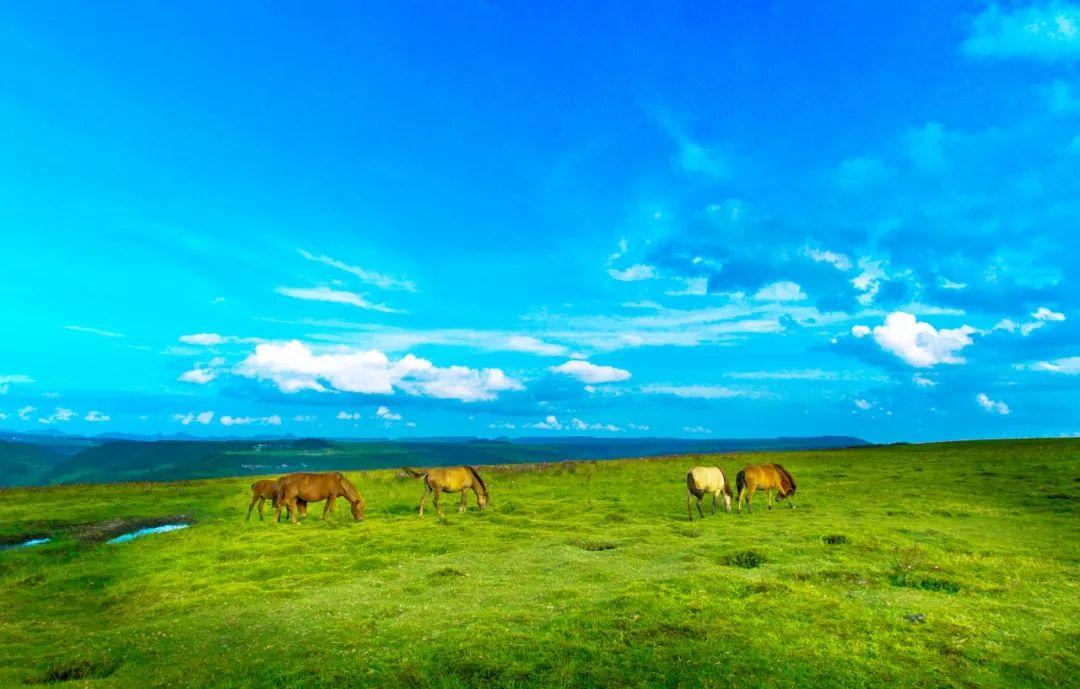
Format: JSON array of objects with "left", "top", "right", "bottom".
[{"left": 1, "top": 439, "right": 1078, "bottom": 688}]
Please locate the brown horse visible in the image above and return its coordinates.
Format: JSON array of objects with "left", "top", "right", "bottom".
[
  {"left": 246, "top": 479, "right": 307, "bottom": 522},
  {"left": 735, "top": 463, "right": 796, "bottom": 513},
  {"left": 274, "top": 472, "right": 366, "bottom": 524},
  {"left": 685, "top": 466, "right": 732, "bottom": 520},
  {"left": 402, "top": 466, "right": 489, "bottom": 517}
]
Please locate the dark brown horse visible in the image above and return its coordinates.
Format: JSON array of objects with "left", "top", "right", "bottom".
[
  {"left": 246, "top": 479, "right": 307, "bottom": 522},
  {"left": 735, "top": 463, "right": 796, "bottom": 513},
  {"left": 402, "top": 466, "right": 489, "bottom": 517},
  {"left": 275, "top": 472, "right": 366, "bottom": 524}
]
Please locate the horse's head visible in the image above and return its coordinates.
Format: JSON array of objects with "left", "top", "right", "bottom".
[
  {"left": 350, "top": 499, "right": 365, "bottom": 521},
  {"left": 477, "top": 490, "right": 490, "bottom": 510}
]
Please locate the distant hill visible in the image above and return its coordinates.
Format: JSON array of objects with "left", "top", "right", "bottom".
[{"left": 0, "top": 434, "right": 870, "bottom": 487}]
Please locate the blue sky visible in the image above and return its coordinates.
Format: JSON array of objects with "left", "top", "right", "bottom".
[{"left": 1, "top": 2, "right": 1077, "bottom": 442}]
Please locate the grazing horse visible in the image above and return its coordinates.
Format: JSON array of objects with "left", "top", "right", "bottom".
[
  {"left": 685, "top": 466, "right": 732, "bottom": 520},
  {"left": 735, "top": 463, "right": 796, "bottom": 513},
  {"left": 246, "top": 479, "right": 307, "bottom": 522},
  {"left": 275, "top": 472, "right": 366, "bottom": 524},
  {"left": 402, "top": 466, "right": 489, "bottom": 517}
]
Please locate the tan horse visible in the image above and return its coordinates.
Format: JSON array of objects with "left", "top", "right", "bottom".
[
  {"left": 402, "top": 466, "right": 489, "bottom": 517},
  {"left": 685, "top": 466, "right": 732, "bottom": 520},
  {"left": 246, "top": 479, "right": 307, "bottom": 522},
  {"left": 275, "top": 472, "right": 366, "bottom": 524},
  {"left": 735, "top": 463, "right": 796, "bottom": 513}
]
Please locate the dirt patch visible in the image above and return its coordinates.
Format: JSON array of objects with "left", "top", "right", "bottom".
[{"left": 69, "top": 516, "right": 193, "bottom": 543}]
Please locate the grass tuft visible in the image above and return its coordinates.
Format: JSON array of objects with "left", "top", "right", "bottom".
[{"left": 722, "top": 549, "right": 767, "bottom": 568}]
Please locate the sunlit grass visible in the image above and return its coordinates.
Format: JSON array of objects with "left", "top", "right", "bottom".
[{"left": 1, "top": 439, "right": 1077, "bottom": 687}]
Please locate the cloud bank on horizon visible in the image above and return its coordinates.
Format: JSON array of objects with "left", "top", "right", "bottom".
[{"left": 0, "top": 2, "right": 1077, "bottom": 442}]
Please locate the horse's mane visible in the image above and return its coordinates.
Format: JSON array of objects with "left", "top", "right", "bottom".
[
  {"left": 465, "top": 466, "right": 488, "bottom": 495},
  {"left": 337, "top": 473, "right": 362, "bottom": 501},
  {"left": 773, "top": 464, "right": 796, "bottom": 494}
]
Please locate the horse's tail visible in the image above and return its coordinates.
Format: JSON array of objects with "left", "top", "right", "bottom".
[
  {"left": 735, "top": 469, "right": 746, "bottom": 497},
  {"left": 401, "top": 467, "right": 427, "bottom": 479},
  {"left": 719, "top": 468, "right": 732, "bottom": 498},
  {"left": 774, "top": 464, "right": 796, "bottom": 495}
]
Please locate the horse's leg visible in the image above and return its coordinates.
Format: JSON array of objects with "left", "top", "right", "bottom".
[
  {"left": 722, "top": 489, "right": 732, "bottom": 513},
  {"left": 711, "top": 491, "right": 718, "bottom": 515},
  {"left": 433, "top": 487, "right": 444, "bottom": 517},
  {"left": 459, "top": 490, "right": 469, "bottom": 513},
  {"left": 288, "top": 498, "right": 300, "bottom": 524},
  {"left": 258, "top": 497, "right": 268, "bottom": 521},
  {"left": 418, "top": 484, "right": 431, "bottom": 518},
  {"left": 274, "top": 496, "right": 285, "bottom": 523},
  {"left": 746, "top": 485, "right": 756, "bottom": 514},
  {"left": 246, "top": 495, "right": 258, "bottom": 522},
  {"left": 323, "top": 496, "right": 336, "bottom": 520},
  {"left": 768, "top": 489, "right": 774, "bottom": 510},
  {"left": 695, "top": 495, "right": 705, "bottom": 519},
  {"left": 686, "top": 491, "right": 694, "bottom": 521}
]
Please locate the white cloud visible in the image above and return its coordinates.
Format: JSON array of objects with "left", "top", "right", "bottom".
[
  {"left": 994, "top": 318, "right": 1018, "bottom": 333},
  {"left": 337, "top": 411, "right": 362, "bottom": 421},
  {"left": 236, "top": 340, "right": 522, "bottom": 402},
  {"left": 488, "top": 421, "right": 517, "bottom": 430},
  {"left": 276, "top": 286, "right": 404, "bottom": 314},
  {"left": 84, "top": 410, "right": 110, "bottom": 422},
  {"left": 1032, "top": 306, "right": 1065, "bottom": 321},
  {"left": 641, "top": 384, "right": 750, "bottom": 399},
  {"left": 376, "top": 405, "right": 402, "bottom": 421},
  {"left": 180, "top": 333, "right": 227, "bottom": 345},
  {"left": 179, "top": 367, "right": 217, "bottom": 385},
  {"left": 627, "top": 422, "right": 651, "bottom": 432},
  {"left": 854, "top": 399, "right": 873, "bottom": 411},
  {"left": 805, "top": 247, "right": 852, "bottom": 271},
  {"left": 299, "top": 249, "right": 416, "bottom": 292},
  {"left": 1019, "top": 355, "right": 1080, "bottom": 374},
  {"left": 851, "top": 325, "right": 872, "bottom": 338},
  {"left": 17, "top": 406, "right": 35, "bottom": 421},
  {"left": 502, "top": 335, "right": 568, "bottom": 356},
  {"left": 976, "top": 393, "right": 1010, "bottom": 415},
  {"left": 528, "top": 415, "right": 563, "bottom": 430},
  {"left": 963, "top": 3, "right": 1080, "bottom": 62},
  {"left": 913, "top": 374, "right": 936, "bottom": 387},
  {"left": 940, "top": 277, "right": 967, "bottom": 290},
  {"left": 293, "top": 414, "right": 316, "bottom": 422},
  {"left": 666, "top": 277, "right": 709, "bottom": 296},
  {"left": 608, "top": 264, "right": 659, "bottom": 282},
  {"left": 0, "top": 374, "right": 34, "bottom": 384},
  {"left": 851, "top": 257, "right": 888, "bottom": 305},
  {"left": 221, "top": 415, "right": 281, "bottom": 426},
  {"left": 753, "top": 281, "right": 806, "bottom": 302},
  {"left": 38, "top": 407, "right": 76, "bottom": 424},
  {"left": 173, "top": 411, "right": 214, "bottom": 425},
  {"left": 550, "top": 359, "right": 631, "bottom": 384},
  {"left": 66, "top": 325, "right": 124, "bottom": 338},
  {"left": 569, "top": 417, "right": 623, "bottom": 432},
  {"left": 683, "top": 425, "right": 711, "bottom": 434},
  {"left": 862, "top": 312, "right": 976, "bottom": 367}
]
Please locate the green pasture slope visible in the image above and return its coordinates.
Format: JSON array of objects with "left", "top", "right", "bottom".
[{"left": 1, "top": 439, "right": 1077, "bottom": 688}]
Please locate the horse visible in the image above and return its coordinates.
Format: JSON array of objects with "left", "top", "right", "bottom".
[
  {"left": 402, "top": 466, "right": 489, "bottom": 518},
  {"left": 274, "top": 472, "right": 366, "bottom": 524},
  {"left": 246, "top": 479, "right": 307, "bottom": 522},
  {"left": 735, "top": 463, "right": 796, "bottom": 513},
  {"left": 685, "top": 466, "right": 732, "bottom": 520}
]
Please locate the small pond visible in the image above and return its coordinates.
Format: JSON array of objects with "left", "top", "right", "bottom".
[{"left": 106, "top": 522, "right": 190, "bottom": 544}]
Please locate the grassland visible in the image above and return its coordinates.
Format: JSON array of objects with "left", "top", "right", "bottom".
[{"left": 1, "top": 439, "right": 1077, "bottom": 688}]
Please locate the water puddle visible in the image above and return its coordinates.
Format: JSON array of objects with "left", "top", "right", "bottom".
[
  {"left": 106, "top": 523, "right": 190, "bottom": 544},
  {"left": 0, "top": 537, "right": 51, "bottom": 551}
]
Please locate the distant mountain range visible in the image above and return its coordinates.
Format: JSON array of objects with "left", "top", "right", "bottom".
[{"left": 0, "top": 433, "right": 870, "bottom": 487}]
